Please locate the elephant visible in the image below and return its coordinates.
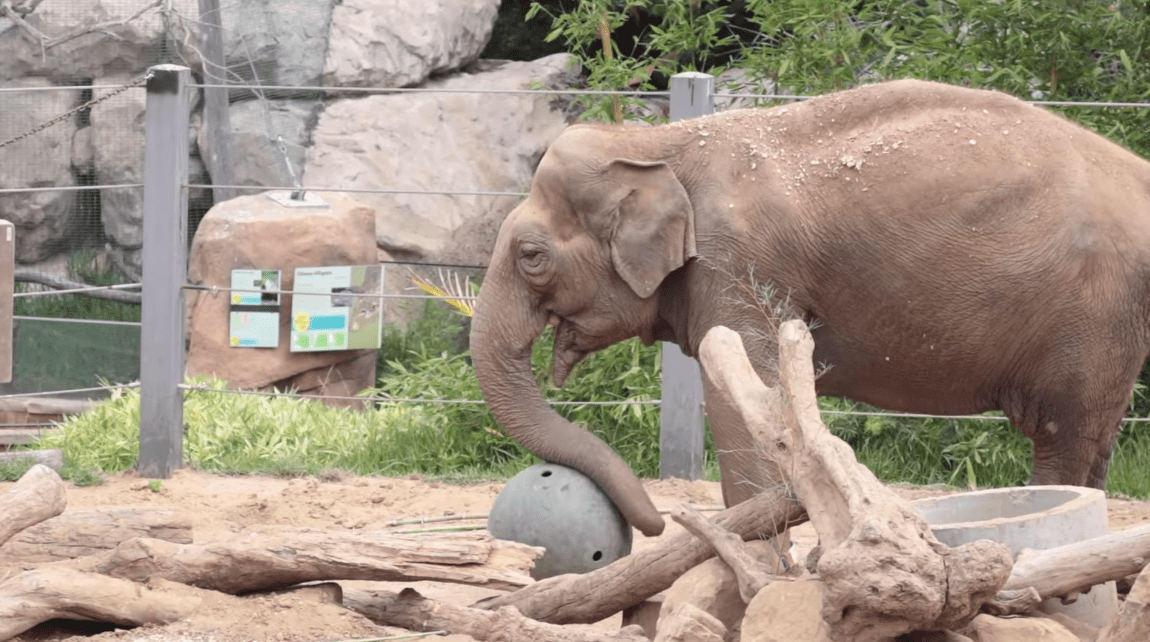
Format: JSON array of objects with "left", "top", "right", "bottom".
[{"left": 470, "top": 78, "right": 1150, "bottom": 537}]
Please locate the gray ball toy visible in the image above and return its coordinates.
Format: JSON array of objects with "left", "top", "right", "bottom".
[{"left": 489, "top": 463, "right": 634, "bottom": 580}]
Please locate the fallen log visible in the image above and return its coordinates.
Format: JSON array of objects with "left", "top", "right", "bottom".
[
  {"left": 1003, "top": 522, "right": 1150, "bottom": 602},
  {"left": 56, "top": 529, "right": 541, "bottom": 593},
  {"left": 0, "top": 449, "right": 64, "bottom": 471},
  {"left": 346, "top": 587, "right": 650, "bottom": 642},
  {"left": 697, "top": 323, "right": 1013, "bottom": 641},
  {"left": 0, "top": 464, "right": 66, "bottom": 547},
  {"left": 0, "top": 567, "right": 200, "bottom": 642},
  {"left": 475, "top": 487, "right": 806, "bottom": 624},
  {"left": 1, "top": 506, "right": 192, "bottom": 564}
]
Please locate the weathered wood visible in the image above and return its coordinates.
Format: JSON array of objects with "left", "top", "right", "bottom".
[
  {"left": 654, "top": 602, "right": 727, "bottom": 642},
  {"left": 0, "top": 464, "right": 66, "bottom": 547},
  {"left": 669, "top": 504, "right": 788, "bottom": 603},
  {"left": 1097, "top": 562, "right": 1150, "bottom": 642},
  {"left": 0, "top": 567, "right": 201, "bottom": 642},
  {"left": 1003, "top": 522, "right": 1150, "bottom": 600},
  {"left": 1, "top": 505, "right": 192, "bottom": 564},
  {"left": 697, "top": 323, "right": 1014, "bottom": 641},
  {"left": 0, "top": 449, "right": 63, "bottom": 471},
  {"left": 345, "top": 587, "right": 650, "bottom": 642},
  {"left": 56, "top": 529, "right": 541, "bottom": 593},
  {"left": 475, "top": 487, "right": 806, "bottom": 624}
]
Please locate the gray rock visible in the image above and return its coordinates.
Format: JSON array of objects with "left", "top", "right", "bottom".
[
  {"left": 88, "top": 75, "right": 146, "bottom": 250},
  {"left": 0, "top": 0, "right": 197, "bottom": 82},
  {"left": 303, "top": 54, "right": 581, "bottom": 262},
  {"left": 197, "top": 99, "right": 318, "bottom": 190},
  {"left": 217, "top": 0, "right": 336, "bottom": 93},
  {"left": 322, "top": 0, "right": 499, "bottom": 88},
  {"left": 0, "top": 78, "right": 79, "bottom": 263}
]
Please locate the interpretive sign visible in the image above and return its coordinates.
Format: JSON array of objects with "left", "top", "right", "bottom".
[
  {"left": 290, "top": 265, "right": 383, "bottom": 352},
  {"left": 229, "top": 269, "right": 281, "bottom": 348}
]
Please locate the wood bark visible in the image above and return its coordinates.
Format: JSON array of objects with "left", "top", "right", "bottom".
[
  {"left": 1097, "top": 561, "right": 1150, "bottom": 642},
  {"left": 0, "top": 449, "right": 63, "bottom": 470},
  {"left": 1, "top": 506, "right": 191, "bottom": 564},
  {"left": 475, "top": 487, "right": 807, "bottom": 624},
  {"left": 669, "top": 504, "right": 790, "bottom": 603},
  {"left": 0, "top": 463, "right": 66, "bottom": 547},
  {"left": 1003, "top": 522, "right": 1150, "bottom": 601},
  {"left": 0, "top": 567, "right": 201, "bottom": 642},
  {"left": 345, "top": 587, "right": 650, "bottom": 642},
  {"left": 697, "top": 323, "right": 1014, "bottom": 641},
  {"left": 55, "top": 529, "right": 541, "bottom": 593}
]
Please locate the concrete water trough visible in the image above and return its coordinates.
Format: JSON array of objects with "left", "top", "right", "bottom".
[{"left": 914, "top": 485, "right": 1118, "bottom": 627}]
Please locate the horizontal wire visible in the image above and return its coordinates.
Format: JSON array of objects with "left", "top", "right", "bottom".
[
  {"left": 0, "top": 383, "right": 138, "bottom": 400},
  {"left": 0, "top": 183, "right": 142, "bottom": 194},
  {"left": 14, "top": 282, "right": 142, "bottom": 298},
  {"left": 182, "top": 283, "right": 475, "bottom": 302},
  {"left": 192, "top": 83, "right": 670, "bottom": 97},
  {"left": 13, "top": 315, "right": 141, "bottom": 326},
  {"left": 178, "top": 383, "right": 660, "bottom": 407},
  {"left": 183, "top": 184, "right": 523, "bottom": 197}
]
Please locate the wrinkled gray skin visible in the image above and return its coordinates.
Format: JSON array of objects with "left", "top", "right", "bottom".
[{"left": 470, "top": 79, "right": 1150, "bottom": 537}]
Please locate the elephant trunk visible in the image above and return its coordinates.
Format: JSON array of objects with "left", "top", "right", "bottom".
[{"left": 470, "top": 279, "right": 666, "bottom": 537}]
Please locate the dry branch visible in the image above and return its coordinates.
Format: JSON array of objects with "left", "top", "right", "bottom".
[
  {"left": 346, "top": 587, "right": 650, "bottom": 642},
  {"left": 1, "top": 506, "right": 192, "bottom": 565},
  {"left": 0, "top": 464, "right": 66, "bottom": 548},
  {"left": 669, "top": 504, "right": 789, "bottom": 603},
  {"left": 1003, "top": 522, "right": 1150, "bottom": 601},
  {"left": 0, "top": 567, "right": 200, "bottom": 642},
  {"left": 1098, "top": 562, "right": 1150, "bottom": 642},
  {"left": 476, "top": 488, "right": 806, "bottom": 624},
  {"left": 55, "top": 529, "right": 540, "bottom": 593},
  {"left": 697, "top": 323, "right": 1013, "bottom": 641}
]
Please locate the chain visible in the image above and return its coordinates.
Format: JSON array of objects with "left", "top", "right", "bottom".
[{"left": 0, "top": 73, "right": 150, "bottom": 150}]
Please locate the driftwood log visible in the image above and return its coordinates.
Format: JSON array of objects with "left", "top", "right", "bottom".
[
  {"left": 669, "top": 504, "right": 792, "bottom": 603},
  {"left": 1, "top": 506, "right": 192, "bottom": 564},
  {"left": 476, "top": 487, "right": 807, "bottom": 624},
  {"left": 54, "top": 529, "right": 541, "bottom": 593},
  {"left": 1003, "top": 522, "right": 1150, "bottom": 602},
  {"left": 0, "top": 568, "right": 202, "bottom": 641},
  {"left": 697, "top": 323, "right": 1014, "bottom": 641},
  {"left": 1098, "top": 562, "right": 1150, "bottom": 642},
  {"left": 0, "top": 464, "right": 66, "bottom": 548},
  {"left": 347, "top": 587, "right": 650, "bottom": 642}
]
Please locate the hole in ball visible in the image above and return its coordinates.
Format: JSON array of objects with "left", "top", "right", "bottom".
[
  {"left": 592, "top": 551, "right": 603, "bottom": 561},
  {"left": 541, "top": 471, "right": 552, "bottom": 477}
]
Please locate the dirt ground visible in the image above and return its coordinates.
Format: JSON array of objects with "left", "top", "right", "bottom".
[{"left": 4, "top": 469, "right": 1150, "bottom": 642}]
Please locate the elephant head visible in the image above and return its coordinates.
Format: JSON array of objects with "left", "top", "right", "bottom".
[{"left": 470, "top": 125, "right": 697, "bottom": 537}]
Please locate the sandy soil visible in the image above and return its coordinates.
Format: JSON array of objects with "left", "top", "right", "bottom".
[{"left": 3, "top": 469, "right": 1149, "bottom": 642}]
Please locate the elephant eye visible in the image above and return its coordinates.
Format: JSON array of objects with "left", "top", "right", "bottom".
[{"left": 519, "top": 243, "right": 549, "bottom": 272}]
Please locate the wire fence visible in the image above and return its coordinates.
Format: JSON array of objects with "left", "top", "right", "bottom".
[{"left": 3, "top": 56, "right": 1150, "bottom": 441}]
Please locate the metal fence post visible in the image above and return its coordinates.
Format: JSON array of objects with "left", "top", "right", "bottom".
[
  {"left": 660, "top": 72, "right": 714, "bottom": 480},
  {"left": 139, "top": 65, "right": 190, "bottom": 478},
  {"left": 0, "top": 220, "right": 12, "bottom": 384}
]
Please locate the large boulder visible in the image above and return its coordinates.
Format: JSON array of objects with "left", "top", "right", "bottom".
[
  {"left": 322, "top": 0, "right": 499, "bottom": 88},
  {"left": 196, "top": 99, "right": 319, "bottom": 190},
  {"left": 217, "top": 0, "right": 335, "bottom": 92},
  {"left": 88, "top": 75, "right": 146, "bottom": 251},
  {"left": 0, "top": 0, "right": 196, "bottom": 82},
  {"left": 186, "top": 191, "right": 379, "bottom": 406},
  {"left": 304, "top": 53, "right": 581, "bottom": 262},
  {"left": 0, "top": 78, "right": 79, "bottom": 263}
]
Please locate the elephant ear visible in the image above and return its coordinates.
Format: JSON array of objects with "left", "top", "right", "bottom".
[{"left": 605, "top": 159, "right": 698, "bottom": 299}]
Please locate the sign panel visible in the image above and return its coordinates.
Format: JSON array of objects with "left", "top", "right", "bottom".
[
  {"left": 290, "top": 265, "right": 383, "bottom": 352},
  {"left": 229, "top": 269, "right": 281, "bottom": 348}
]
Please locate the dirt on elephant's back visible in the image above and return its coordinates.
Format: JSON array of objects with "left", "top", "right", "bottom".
[{"left": 3, "top": 470, "right": 1149, "bottom": 642}]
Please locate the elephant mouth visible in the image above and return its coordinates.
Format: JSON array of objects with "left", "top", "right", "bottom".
[{"left": 551, "top": 318, "right": 593, "bottom": 388}]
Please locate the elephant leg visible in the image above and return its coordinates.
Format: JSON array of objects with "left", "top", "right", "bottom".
[{"left": 1020, "top": 400, "right": 1127, "bottom": 490}]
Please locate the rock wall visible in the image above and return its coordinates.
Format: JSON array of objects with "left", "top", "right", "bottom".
[{"left": 0, "top": 0, "right": 573, "bottom": 273}]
